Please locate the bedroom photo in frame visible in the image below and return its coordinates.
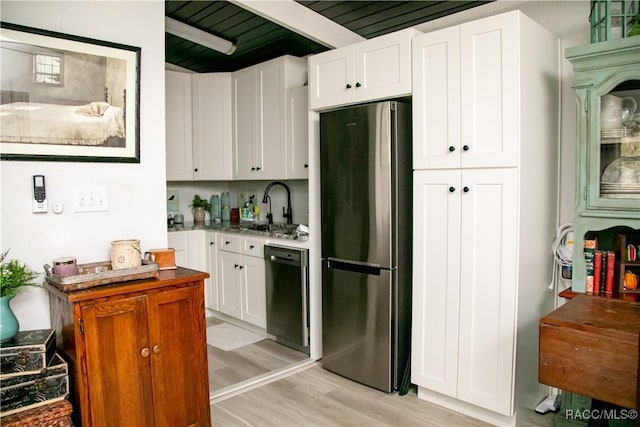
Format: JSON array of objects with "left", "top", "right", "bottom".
[{"left": 0, "top": 22, "right": 141, "bottom": 162}]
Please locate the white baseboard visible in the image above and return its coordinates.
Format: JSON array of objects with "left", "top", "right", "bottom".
[{"left": 417, "top": 386, "right": 516, "bottom": 427}]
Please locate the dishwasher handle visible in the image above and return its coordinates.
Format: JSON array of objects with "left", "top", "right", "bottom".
[{"left": 265, "top": 246, "right": 303, "bottom": 267}]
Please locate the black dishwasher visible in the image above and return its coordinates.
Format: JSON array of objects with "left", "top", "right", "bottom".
[{"left": 264, "top": 245, "right": 309, "bottom": 354}]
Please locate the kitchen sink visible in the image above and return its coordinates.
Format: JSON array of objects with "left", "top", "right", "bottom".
[{"left": 240, "top": 223, "right": 302, "bottom": 240}]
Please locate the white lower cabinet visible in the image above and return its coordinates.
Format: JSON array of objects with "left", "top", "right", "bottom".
[
  {"left": 413, "top": 168, "right": 518, "bottom": 416},
  {"left": 167, "top": 230, "right": 206, "bottom": 271},
  {"left": 168, "top": 230, "right": 214, "bottom": 310},
  {"left": 216, "top": 233, "right": 266, "bottom": 328},
  {"left": 205, "top": 231, "right": 219, "bottom": 311}
]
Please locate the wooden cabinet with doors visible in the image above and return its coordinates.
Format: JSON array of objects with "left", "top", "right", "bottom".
[
  {"left": 231, "top": 55, "right": 307, "bottom": 180},
  {"left": 46, "top": 268, "right": 211, "bottom": 427},
  {"left": 411, "top": 10, "right": 559, "bottom": 422},
  {"left": 308, "top": 28, "right": 416, "bottom": 110}
]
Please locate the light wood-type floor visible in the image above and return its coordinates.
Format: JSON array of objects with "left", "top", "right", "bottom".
[
  {"left": 207, "top": 317, "right": 309, "bottom": 392},
  {"left": 210, "top": 364, "right": 555, "bottom": 427}
]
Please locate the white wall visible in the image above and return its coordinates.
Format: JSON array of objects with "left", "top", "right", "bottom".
[{"left": 1, "top": 1, "right": 167, "bottom": 330}]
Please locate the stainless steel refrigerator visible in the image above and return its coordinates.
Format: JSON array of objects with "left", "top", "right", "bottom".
[{"left": 320, "top": 100, "right": 412, "bottom": 393}]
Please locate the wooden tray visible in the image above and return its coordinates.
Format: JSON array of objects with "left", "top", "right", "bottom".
[{"left": 44, "top": 260, "right": 159, "bottom": 292}]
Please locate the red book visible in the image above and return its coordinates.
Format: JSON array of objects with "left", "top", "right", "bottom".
[
  {"left": 605, "top": 251, "right": 615, "bottom": 295},
  {"left": 592, "top": 251, "right": 602, "bottom": 295}
]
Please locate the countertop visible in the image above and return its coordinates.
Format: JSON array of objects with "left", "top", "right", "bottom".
[{"left": 167, "top": 220, "right": 310, "bottom": 244}]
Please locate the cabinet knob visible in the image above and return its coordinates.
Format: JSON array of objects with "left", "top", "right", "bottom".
[
  {"left": 449, "top": 186, "right": 456, "bottom": 193},
  {"left": 225, "top": 241, "right": 230, "bottom": 245},
  {"left": 239, "top": 265, "right": 244, "bottom": 270},
  {"left": 304, "top": 163, "right": 309, "bottom": 168},
  {"left": 141, "top": 348, "right": 150, "bottom": 358},
  {"left": 256, "top": 166, "right": 261, "bottom": 171},
  {"left": 463, "top": 145, "right": 470, "bottom": 151},
  {"left": 210, "top": 241, "right": 215, "bottom": 246},
  {"left": 194, "top": 168, "right": 198, "bottom": 172},
  {"left": 234, "top": 263, "right": 239, "bottom": 268},
  {"left": 152, "top": 345, "right": 161, "bottom": 354},
  {"left": 251, "top": 167, "right": 256, "bottom": 171},
  {"left": 463, "top": 186, "right": 470, "bottom": 193},
  {"left": 449, "top": 146, "right": 456, "bottom": 152},
  {"left": 355, "top": 82, "right": 362, "bottom": 88},
  {"left": 250, "top": 245, "right": 255, "bottom": 249},
  {"left": 346, "top": 84, "right": 352, "bottom": 89}
]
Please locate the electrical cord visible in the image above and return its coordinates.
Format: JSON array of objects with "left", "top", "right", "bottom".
[
  {"left": 548, "top": 223, "right": 573, "bottom": 291},
  {"left": 552, "top": 223, "right": 574, "bottom": 267}
]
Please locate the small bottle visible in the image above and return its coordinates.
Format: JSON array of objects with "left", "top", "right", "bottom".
[
  {"left": 221, "top": 192, "right": 230, "bottom": 221},
  {"left": 210, "top": 195, "right": 220, "bottom": 221}
]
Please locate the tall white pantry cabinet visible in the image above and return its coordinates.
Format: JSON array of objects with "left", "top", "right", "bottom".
[{"left": 411, "top": 11, "right": 559, "bottom": 426}]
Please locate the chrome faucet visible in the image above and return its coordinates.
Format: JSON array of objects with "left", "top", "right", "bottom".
[{"left": 262, "top": 181, "right": 293, "bottom": 225}]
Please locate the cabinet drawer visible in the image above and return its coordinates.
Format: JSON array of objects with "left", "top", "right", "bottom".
[
  {"left": 242, "top": 237, "right": 265, "bottom": 258},
  {"left": 217, "top": 233, "right": 241, "bottom": 253}
]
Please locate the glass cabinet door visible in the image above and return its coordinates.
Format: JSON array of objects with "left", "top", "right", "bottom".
[{"left": 588, "top": 80, "right": 640, "bottom": 211}]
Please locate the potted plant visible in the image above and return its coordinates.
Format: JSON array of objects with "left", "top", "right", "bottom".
[
  {"left": 190, "top": 194, "right": 211, "bottom": 224},
  {"left": 0, "top": 250, "right": 40, "bottom": 342}
]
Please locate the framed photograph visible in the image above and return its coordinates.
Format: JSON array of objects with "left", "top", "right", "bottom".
[{"left": 0, "top": 22, "right": 140, "bottom": 162}]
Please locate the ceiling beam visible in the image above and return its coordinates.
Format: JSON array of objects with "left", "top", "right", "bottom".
[{"left": 229, "top": 0, "right": 366, "bottom": 49}]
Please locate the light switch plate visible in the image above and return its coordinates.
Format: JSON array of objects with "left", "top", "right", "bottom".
[{"left": 73, "top": 186, "right": 109, "bottom": 212}]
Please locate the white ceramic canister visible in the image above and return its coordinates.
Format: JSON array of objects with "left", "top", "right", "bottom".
[
  {"left": 52, "top": 257, "right": 79, "bottom": 277},
  {"left": 110, "top": 239, "right": 142, "bottom": 270}
]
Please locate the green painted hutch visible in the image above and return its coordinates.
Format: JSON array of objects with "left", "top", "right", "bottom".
[{"left": 566, "top": 35, "right": 640, "bottom": 293}]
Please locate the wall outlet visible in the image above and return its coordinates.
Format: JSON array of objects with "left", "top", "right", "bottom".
[{"left": 73, "top": 186, "right": 109, "bottom": 212}]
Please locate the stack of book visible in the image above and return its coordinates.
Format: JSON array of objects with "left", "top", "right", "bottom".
[
  {"left": 584, "top": 238, "right": 615, "bottom": 295},
  {"left": 0, "top": 329, "right": 70, "bottom": 419}
]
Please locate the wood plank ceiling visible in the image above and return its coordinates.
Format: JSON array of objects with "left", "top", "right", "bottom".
[{"left": 165, "top": 1, "right": 490, "bottom": 73}]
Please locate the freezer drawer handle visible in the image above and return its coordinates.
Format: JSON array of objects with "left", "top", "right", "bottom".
[{"left": 325, "top": 258, "right": 382, "bottom": 276}]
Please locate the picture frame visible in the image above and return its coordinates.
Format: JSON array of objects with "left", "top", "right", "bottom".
[{"left": 0, "top": 22, "right": 141, "bottom": 163}]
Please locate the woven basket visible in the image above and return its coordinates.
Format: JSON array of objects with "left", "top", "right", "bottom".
[{"left": 0, "top": 399, "right": 73, "bottom": 427}]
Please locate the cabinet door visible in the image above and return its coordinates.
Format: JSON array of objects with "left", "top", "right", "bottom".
[
  {"left": 286, "top": 86, "right": 309, "bottom": 179},
  {"left": 411, "top": 170, "right": 461, "bottom": 397},
  {"left": 256, "top": 60, "right": 286, "bottom": 179},
  {"left": 241, "top": 255, "right": 266, "bottom": 328},
  {"left": 186, "top": 230, "right": 207, "bottom": 272},
  {"left": 217, "top": 250, "right": 242, "bottom": 319},
  {"left": 457, "top": 168, "right": 518, "bottom": 415},
  {"left": 206, "top": 232, "right": 219, "bottom": 311},
  {"left": 81, "top": 296, "right": 155, "bottom": 427},
  {"left": 232, "top": 67, "right": 257, "bottom": 179},
  {"left": 308, "top": 45, "right": 355, "bottom": 110},
  {"left": 166, "top": 71, "right": 193, "bottom": 181},
  {"left": 355, "top": 29, "right": 413, "bottom": 102},
  {"left": 168, "top": 231, "right": 188, "bottom": 268},
  {"left": 192, "top": 73, "right": 232, "bottom": 180},
  {"left": 460, "top": 14, "right": 519, "bottom": 168},
  {"left": 146, "top": 285, "right": 210, "bottom": 427},
  {"left": 412, "top": 27, "right": 461, "bottom": 170}
]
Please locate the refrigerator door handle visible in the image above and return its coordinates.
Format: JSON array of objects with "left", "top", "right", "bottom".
[{"left": 323, "top": 257, "right": 396, "bottom": 276}]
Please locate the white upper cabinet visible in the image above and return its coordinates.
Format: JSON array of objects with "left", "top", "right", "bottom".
[
  {"left": 232, "top": 56, "right": 307, "bottom": 180},
  {"left": 192, "top": 73, "right": 232, "bottom": 180},
  {"left": 166, "top": 71, "right": 232, "bottom": 181},
  {"left": 166, "top": 71, "right": 193, "bottom": 181},
  {"left": 286, "top": 86, "right": 310, "bottom": 179},
  {"left": 309, "top": 28, "right": 416, "bottom": 110},
  {"left": 412, "top": 14, "right": 519, "bottom": 170}
]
